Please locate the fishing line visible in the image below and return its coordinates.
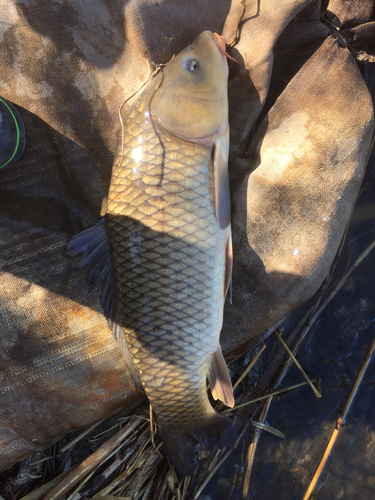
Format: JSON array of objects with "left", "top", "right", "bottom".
[
  {"left": 0, "top": 97, "right": 20, "bottom": 169},
  {"left": 118, "top": 60, "right": 155, "bottom": 166},
  {"left": 147, "top": 68, "right": 167, "bottom": 187},
  {"left": 118, "top": 60, "right": 166, "bottom": 187},
  {"left": 227, "top": 0, "right": 257, "bottom": 48}
]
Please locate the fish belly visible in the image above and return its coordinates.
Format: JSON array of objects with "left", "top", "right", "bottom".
[{"left": 105, "top": 96, "right": 228, "bottom": 433}]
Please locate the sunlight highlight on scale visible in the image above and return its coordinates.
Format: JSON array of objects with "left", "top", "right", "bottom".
[{"left": 131, "top": 113, "right": 150, "bottom": 167}]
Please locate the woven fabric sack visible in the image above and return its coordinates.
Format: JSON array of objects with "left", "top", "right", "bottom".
[{"left": 0, "top": 0, "right": 373, "bottom": 471}]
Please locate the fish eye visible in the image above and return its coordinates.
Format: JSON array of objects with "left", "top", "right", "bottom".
[{"left": 182, "top": 57, "right": 200, "bottom": 72}]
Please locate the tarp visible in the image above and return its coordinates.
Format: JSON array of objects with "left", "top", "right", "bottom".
[{"left": 0, "top": 0, "right": 373, "bottom": 471}]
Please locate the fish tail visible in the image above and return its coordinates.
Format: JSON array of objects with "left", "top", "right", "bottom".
[{"left": 159, "top": 413, "right": 236, "bottom": 476}]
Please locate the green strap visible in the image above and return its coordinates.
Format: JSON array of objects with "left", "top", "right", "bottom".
[{"left": 0, "top": 97, "right": 20, "bottom": 169}]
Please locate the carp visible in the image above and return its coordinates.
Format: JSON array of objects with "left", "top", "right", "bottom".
[{"left": 68, "top": 30, "right": 236, "bottom": 474}]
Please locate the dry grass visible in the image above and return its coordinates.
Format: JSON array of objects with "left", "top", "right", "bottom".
[{"left": 3, "top": 238, "right": 375, "bottom": 500}]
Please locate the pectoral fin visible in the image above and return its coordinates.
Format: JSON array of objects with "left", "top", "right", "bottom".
[
  {"left": 207, "top": 348, "right": 234, "bottom": 408},
  {"left": 225, "top": 233, "right": 233, "bottom": 304},
  {"left": 213, "top": 137, "right": 231, "bottom": 229},
  {"left": 100, "top": 197, "right": 108, "bottom": 217}
]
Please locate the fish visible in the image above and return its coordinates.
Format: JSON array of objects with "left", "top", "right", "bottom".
[{"left": 67, "top": 30, "right": 236, "bottom": 475}]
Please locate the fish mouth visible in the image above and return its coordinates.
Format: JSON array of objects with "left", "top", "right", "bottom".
[
  {"left": 153, "top": 115, "right": 229, "bottom": 146},
  {"left": 213, "top": 32, "right": 238, "bottom": 63},
  {"left": 213, "top": 33, "right": 226, "bottom": 53},
  {"left": 174, "top": 91, "right": 226, "bottom": 104}
]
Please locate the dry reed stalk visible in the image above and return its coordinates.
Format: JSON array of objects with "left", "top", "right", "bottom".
[
  {"left": 20, "top": 469, "right": 76, "bottom": 500},
  {"left": 274, "top": 329, "right": 322, "bottom": 398},
  {"left": 192, "top": 417, "right": 252, "bottom": 499},
  {"left": 232, "top": 344, "right": 266, "bottom": 391},
  {"left": 16, "top": 236, "right": 375, "bottom": 500},
  {"left": 240, "top": 237, "right": 375, "bottom": 498},
  {"left": 222, "top": 379, "right": 317, "bottom": 414},
  {"left": 42, "top": 414, "right": 145, "bottom": 500},
  {"left": 81, "top": 428, "right": 150, "bottom": 498},
  {"left": 302, "top": 238, "right": 375, "bottom": 342},
  {"left": 302, "top": 334, "right": 375, "bottom": 500},
  {"left": 59, "top": 420, "right": 104, "bottom": 454},
  {"left": 242, "top": 397, "right": 272, "bottom": 497}
]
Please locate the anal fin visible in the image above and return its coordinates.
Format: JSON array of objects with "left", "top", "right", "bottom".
[
  {"left": 207, "top": 348, "right": 235, "bottom": 408},
  {"left": 100, "top": 196, "right": 109, "bottom": 217}
]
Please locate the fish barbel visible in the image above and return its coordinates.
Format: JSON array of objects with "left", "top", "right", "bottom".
[{"left": 68, "top": 30, "right": 236, "bottom": 474}]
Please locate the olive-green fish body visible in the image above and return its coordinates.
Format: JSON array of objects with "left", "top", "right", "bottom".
[
  {"left": 69, "top": 31, "right": 235, "bottom": 475},
  {"left": 106, "top": 91, "right": 229, "bottom": 434}
]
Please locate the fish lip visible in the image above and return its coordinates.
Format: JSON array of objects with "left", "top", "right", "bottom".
[
  {"left": 213, "top": 32, "right": 226, "bottom": 53},
  {"left": 213, "top": 32, "right": 238, "bottom": 64}
]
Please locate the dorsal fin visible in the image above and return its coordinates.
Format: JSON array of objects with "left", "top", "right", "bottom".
[{"left": 66, "top": 220, "right": 142, "bottom": 388}]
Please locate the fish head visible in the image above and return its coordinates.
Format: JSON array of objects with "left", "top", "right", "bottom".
[{"left": 150, "top": 31, "right": 229, "bottom": 143}]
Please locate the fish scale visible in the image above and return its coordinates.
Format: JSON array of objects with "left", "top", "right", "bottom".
[
  {"left": 68, "top": 31, "right": 235, "bottom": 473},
  {"left": 104, "top": 85, "right": 229, "bottom": 433}
]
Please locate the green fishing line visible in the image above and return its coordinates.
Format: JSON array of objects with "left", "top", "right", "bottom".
[{"left": 0, "top": 97, "right": 20, "bottom": 169}]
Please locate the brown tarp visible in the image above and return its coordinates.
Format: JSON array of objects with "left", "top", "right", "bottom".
[{"left": 0, "top": 0, "right": 373, "bottom": 471}]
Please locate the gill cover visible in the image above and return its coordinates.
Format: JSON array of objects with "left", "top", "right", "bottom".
[{"left": 150, "top": 31, "right": 229, "bottom": 142}]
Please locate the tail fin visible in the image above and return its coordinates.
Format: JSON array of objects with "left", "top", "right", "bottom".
[{"left": 159, "top": 413, "right": 236, "bottom": 476}]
